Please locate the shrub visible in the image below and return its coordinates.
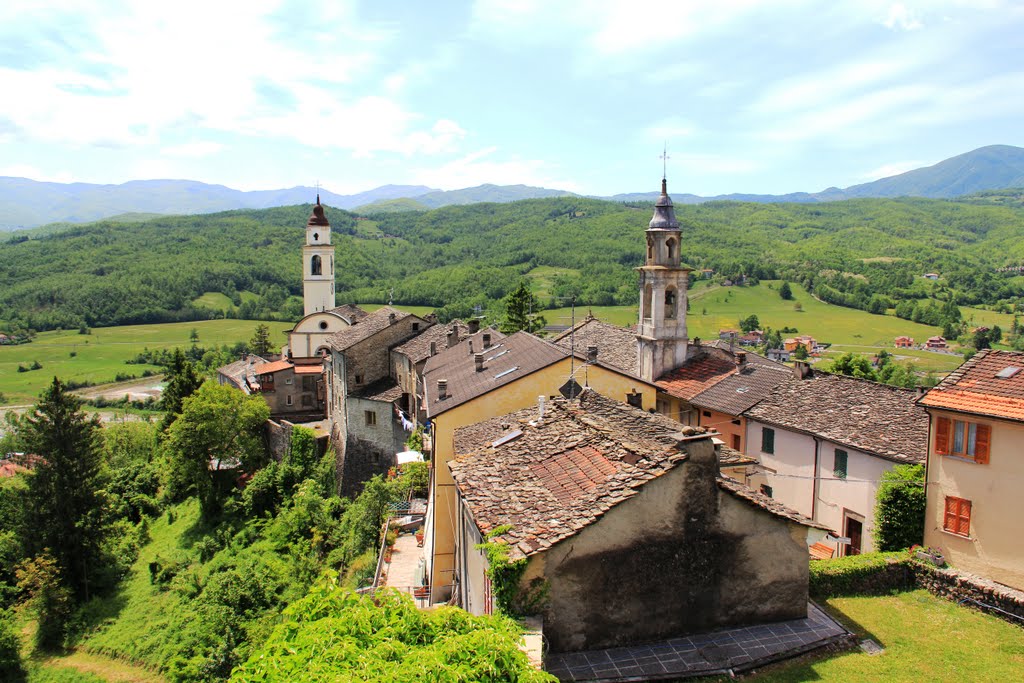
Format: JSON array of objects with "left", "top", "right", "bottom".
[
  {"left": 873, "top": 464, "right": 926, "bottom": 551},
  {"left": 809, "top": 552, "right": 911, "bottom": 598},
  {"left": 0, "top": 608, "right": 26, "bottom": 682}
]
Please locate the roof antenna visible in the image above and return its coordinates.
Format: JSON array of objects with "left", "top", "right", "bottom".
[
  {"left": 569, "top": 295, "right": 576, "bottom": 398},
  {"left": 659, "top": 143, "right": 670, "bottom": 194}
]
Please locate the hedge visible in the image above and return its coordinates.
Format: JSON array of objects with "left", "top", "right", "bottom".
[{"left": 809, "top": 552, "right": 912, "bottom": 598}]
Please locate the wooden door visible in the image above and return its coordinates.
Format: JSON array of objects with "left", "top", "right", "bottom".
[{"left": 845, "top": 516, "right": 863, "bottom": 556}]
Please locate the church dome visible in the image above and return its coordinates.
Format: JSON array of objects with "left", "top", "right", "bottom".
[
  {"left": 648, "top": 178, "right": 680, "bottom": 230},
  {"left": 307, "top": 196, "right": 330, "bottom": 227}
]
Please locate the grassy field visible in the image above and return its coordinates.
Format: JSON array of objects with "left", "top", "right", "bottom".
[
  {"left": 525, "top": 265, "right": 582, "bottom": 299},
  {"left": 190, "top": 291, "right": 260, "bottom": 311},
  {"left": 735, "top": 590, "right": 1024, "bottom": 682},
  {"left": 0, "top": 319, "right": 293, "bottom": 404}
]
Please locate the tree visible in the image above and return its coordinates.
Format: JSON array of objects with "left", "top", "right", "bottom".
[
  {"left": 792, "top": 344, "right": 809, "bottom": 360},
  {"left": 249, "top": 323, "right": 273, "bottom": 357},
  {"left": 779, "top": 281, "right": 793, "bottom": 300},
  {"left": 189, "top": 328, "right": 200, "bottom": 345},
  {"left": 739, "top": 314, "right": 760, "bottom": 333},
  {"left": 873, "top": 464, "right": 926, "bottom": 551},
  {"left": 166, "top": 383, "right": 270, "bottom": 519},
  {"left": 19, "top": 378, "right": 111, "bottom": 602},
  {"left": 16, "top": 553, "right": 71, "bottom": 651},
  {"left": 500, "top": 282, "right": 546, "bottom": 334},
  {"left": 160, "top": 348, "right": 203, "bottom": 431},
  {"left": 0, "top": 607, "right": 26, "bottom": 681}
]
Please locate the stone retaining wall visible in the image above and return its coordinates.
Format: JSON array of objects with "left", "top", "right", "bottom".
[{"left": 912, "top": 562, "right": 1024, "bottom": 625}]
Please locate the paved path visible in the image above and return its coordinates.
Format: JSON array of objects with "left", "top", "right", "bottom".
[
  {"left": 381, "top": 532, "right": 427, "bottom": 604},
  {"left": 545, "top": 602, "right": 851, "bottom": 682}
]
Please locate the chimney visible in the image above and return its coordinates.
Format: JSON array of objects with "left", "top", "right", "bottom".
[
  {"left": 388, "top": 312, "right": 396, "bottom": 324},
  {"left": 468, "top": 340, "right": 474, "bottom": 355},
  {"left": 587, "top": 345, "right": 599, "bottom": 362},
  {"left": 437, "top": 379, "right": 448, "bottom": 399},
  {"left": 447, "top": 327, "right": 459, "bottom": 348},
  {"left": 538, "top": 395, "right": 546, "bottom": 421},
  {"left": 483, "top": 332, "right": 492, "bottom": 349},
  {"left": 474, "top": 353, "right": 484, "bottom": 372},
  {"left": 736, "top": 351, "right": 747, "bottom": 366},
  {"left": 916, "top": 385, "right": 926, "bottom": 399},
  {"left": 793, "top": 360, "right": 813, "bottom": 380},
  {"left": 429, "top": 341, "right": 437, "bottom": 357},
  {"left": 468, "top": 319, "right": 481, "bottom": 333}
]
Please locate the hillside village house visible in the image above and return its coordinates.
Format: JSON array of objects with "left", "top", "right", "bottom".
[
  {"left": 421, "top": 329, "right": 657, "bottom": 602},
  {"left": 926, "top": 335, "right": 948, "bottom": 350},
  {"left": 391, "top": 320, "right": 474, "bottom": 425},
  {"left": 918, "top": 349, "right": 1024, "bottom": 590},
  {"left": 743, "top": 368, "right": 928, "bottom": 555},
  {"left": 783, "top": 335, "right": 817, "bottom": 353},
  {"left": 216, "top": 354, "right": 326, "bottom": 420},
  {"left": 449, "top": 391, "right": 827, "bottom": 650},
  {"left": 894, "top": 336, "right": 914, "bottom": 348}
]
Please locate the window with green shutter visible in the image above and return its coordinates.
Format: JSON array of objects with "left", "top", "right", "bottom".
[
  {"left": 761, "top": 427, "right": 775, "bottom": 454},
  {"left": 834, "top": 449, "right": 848, "bottom": 479}
]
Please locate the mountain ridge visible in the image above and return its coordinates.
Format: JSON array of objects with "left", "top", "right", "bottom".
[{"left": 2, "top": 145, "right": 1022, "bottom": 228}]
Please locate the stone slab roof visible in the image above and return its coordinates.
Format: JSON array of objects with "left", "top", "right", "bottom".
[
  {"left": 919, "top": 349, "right": 1024, "bottom": 422},
  {"left": 354, "top": 377, "right": 404, "bottom": 403},
  {"left": 393, "top": 320, "right": 476, "bottom": 365},
  {"left": 656, "top": 351, "right": 737, "bottom": 401},
  {"left": 717, "top": 443, "right": 758, "bottom": 467},
  {"left": 326, "top": 306, "right": 418, "bottom": 352},
  {"left": 552, "top": 316, "right": 638, "bottom": 375},
  {"left": 328, "top": 303, "right": 369, "bottom": 323},
  {"left": 717, "top": 476, "right": 828, "bottom": 529},
  {"left": 423, "top": 330, "right": 568, "bottom": 418},
  {"left": 692, "top": 362, "right": 792, "bottom": 416},
  {"left": 451, "top": 391, "right": 824, "bottom": 560},
  {"left": 744, "top": 372, "right": 928, "bottom": 464}
]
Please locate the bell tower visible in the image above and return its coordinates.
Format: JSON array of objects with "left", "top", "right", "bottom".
[
  {"left": 302, "top": 196, "right": 336, "bottom": 315},
  {"left": 637, "top": 177, "right": 690, "bottom": 381}
]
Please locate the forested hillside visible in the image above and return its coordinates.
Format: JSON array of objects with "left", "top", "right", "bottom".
[{"left": 2, "top": 194, "right": 1024, "bottom": 333}]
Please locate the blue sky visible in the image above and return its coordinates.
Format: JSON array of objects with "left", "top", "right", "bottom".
[{"left": 1, "top": 0, "right": 1022, "bottom": 196}]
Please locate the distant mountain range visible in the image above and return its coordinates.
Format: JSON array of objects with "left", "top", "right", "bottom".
[{"left": 2, "top": 145, "right": 1023, "bottom": 229}]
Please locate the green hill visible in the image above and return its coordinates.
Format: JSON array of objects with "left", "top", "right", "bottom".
[{"left": 1, "top": 195, "right": 1023, "bottom": 334}]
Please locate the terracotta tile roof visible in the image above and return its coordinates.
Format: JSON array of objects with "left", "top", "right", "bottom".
[
  {"left": 256, "top": 359, "right": 294, "bottom": 375},
  {"left": 919, "top": 349, "right": 1024, "bottom": 422},
  {"left": 327, "top": 303, "right": 369, "bottom": 323},
  {"left": 0, "top": 461, "right": 26, "bottom": 478},
  {"left": 293, "top": 363, "right": 324, "bottom": 375},
  {"left": 326, "top": 306, "right": 419, "bottom": 352},
  {"left": 691, "top": 362, "right": 791, "bottom": 416},
  {"left": 392, "top": 321, "right": 476, "bottom": 365},
  {"left": 451, "top": 391, "right": 825, "bottom": 559},
  {"left": 656, "top": 351, "right": 736, "bottom": 400},
  {"left": 354, "top": 377, "right": 404, "bottom": 402},
  {"left": 552, "top": 316, "right": 638, "bottom": 375},
  {"left": 744, "top": 373, "right": 928, "bottom": 464},
  {"left": 423, "top": 330, "right": 568, "bottom": 418}
]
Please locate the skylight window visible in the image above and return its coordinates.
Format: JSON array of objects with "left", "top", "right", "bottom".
[
  {"left": 491, "top": 430, "right": 523, "bottom": 448},
  {"left": 494, "top": 367, "right": 519, "bottom": 379},
  {"left": 486, "top": 349, "right": 509, "bottom": 362},
  {"left": 996, "top": 366, "right": 1022, "bottom": 379}
]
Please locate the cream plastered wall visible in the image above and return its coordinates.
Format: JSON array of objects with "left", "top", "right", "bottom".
[{"left": 924, "top": 409, "right": 1024, "bottom": 590}]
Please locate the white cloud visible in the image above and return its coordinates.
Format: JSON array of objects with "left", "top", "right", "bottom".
[
  {"left": 0, "top": 164, "right": 74, "bottom": 182},
  {"left": 881, "top": 3, "right": 923, "bottom": 31},
  {"left": 162, "top": 141, "right": 225, "bottom": 158},
  {"left": 407, "top": 147, "right": 581, "bottom": 192}
]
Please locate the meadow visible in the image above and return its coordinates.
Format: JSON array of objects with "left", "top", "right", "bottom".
[{"left": 0, "top": 319, "right": 293, "bottom": 404}]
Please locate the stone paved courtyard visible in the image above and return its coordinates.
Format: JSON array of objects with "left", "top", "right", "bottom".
[{"left": 545, "top": 602, "right": 851, "bottom": 681}]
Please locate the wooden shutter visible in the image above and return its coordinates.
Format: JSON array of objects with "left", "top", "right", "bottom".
[
  {"left": 943, "top": 497, "right": 957, "bottom": 532},
  {"left": 974, "top": 424, "right": 991, "bottom": 464},
  {"left": 957, "top": 499, "right": 972, "bottom": 536},
  {"left": 935, "top": 417, "right": 951, "bottom": 455}
]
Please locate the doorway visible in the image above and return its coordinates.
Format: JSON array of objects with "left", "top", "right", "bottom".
[{"left": 844, "top": 513, "right": 864, "bottom": 556}]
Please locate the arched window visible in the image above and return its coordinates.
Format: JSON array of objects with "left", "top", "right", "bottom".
[
  {"left": 666, "top": 238, "right": 677, "bottom": 261},
  {"left": 665, "top": 287, "right": 677, "bottom": 319},
  {"left": 646, "top": 235, "right": 654, "bottom": 262},
  {"left": 311, "top": 255, "right": 322, "bottom": 275},
  {"left": 643, "top": 284, "right": 653, "bottom": 320},
  {"left": 313, "top": 232, "right": 319, "bottom": 242}
]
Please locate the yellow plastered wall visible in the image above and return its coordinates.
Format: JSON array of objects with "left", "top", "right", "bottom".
[
  {"left": 699, "top": 409, "right": 746, "bottom": 452},
  {"left": 924, "top": 409, "right": 1024, "bottom": 590},
  {"left": 427, "top": 359, "right": 656, "bottom": 598}
]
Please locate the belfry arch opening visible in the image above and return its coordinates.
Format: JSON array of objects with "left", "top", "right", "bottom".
[
  {"left": 666, "top": 237, "right": 677, "bottom": 262},
  {"left": 643, "top": 284, "right": 653, "bottom": 320},
  {"left": 665, "top": 287, "right": 677, "bottom": 319},
  {"left": 311, "top": 255, "right": 322, "bottom": 276}
]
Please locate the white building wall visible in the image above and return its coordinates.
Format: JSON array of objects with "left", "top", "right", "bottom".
[
  {"left": 747, "top": 420, "right": 815, "bottom": 518},
  {"left": 814, "top": 441, "right": 891, "bottom": 554}
]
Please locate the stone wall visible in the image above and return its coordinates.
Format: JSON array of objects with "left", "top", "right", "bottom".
[
  {"left": 265, "top": 419, "right": 291, "bottom": 462},
  {"left": 345, "top": 316, "right": 424, "bottom": 391},
  {"left": 912, "top": 562, "right": 1024, "bottom": 625},
  {"left": 337, "top": 433, "right": 397, "bottom": 499}
]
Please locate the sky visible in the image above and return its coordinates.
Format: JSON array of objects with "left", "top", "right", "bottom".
[{"left": 1, "top": 0, "right": 1022, "bottom": 197}]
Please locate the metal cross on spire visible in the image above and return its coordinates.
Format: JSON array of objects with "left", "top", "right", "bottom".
[
  {"left": 660, "top": 143, "right": 670, "bottom": 180},
  {"left": 315, "top": 180, "right": 320, "bottom": 204}
]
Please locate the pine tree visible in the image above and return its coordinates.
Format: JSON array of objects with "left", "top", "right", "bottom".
[
  {"left": 160, "top": 348, "right": 203, "bottom": 431},
  {"left": 500, "top": 282, "right": 546, "bottom": 334},
  {"left": 249, "top": 323, "right": 273, "bottom": 357},
  {"left": 779, "top": 281, "right": 793, "bottom": 300},
  {"left": 19, "top": 378, "right": 110, "bottom": 602}
]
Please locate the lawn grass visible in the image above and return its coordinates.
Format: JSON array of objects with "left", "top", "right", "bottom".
[
  {"left": 739, "top": 590, "right": 1024, "bottom": 682},
  {"left": 0, "top": 319, "right": 293, "bottom": 404}
]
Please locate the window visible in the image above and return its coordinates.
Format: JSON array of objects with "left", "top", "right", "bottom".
[
  {"left": 943, "top": 496, "right": 971, "bottom": 537},
  {"left": 834, "top": 449, "right": 848, "bottom": 479},
  {"left": 761, "top": 427, "right": 775, "bottom": 454},
  {"left": 760, "top": 484, "right": 773, "bottom": 498},
  {"left": 666, "top": 238, "right": 676, "bottom": 260},
  {"left": 731, "top": 434, "right": 741, "bottom": 450},
  {"left": 364, "top": 410, "right": 377, "bottom": 427},
  {"left": 355, "top": 375, "right": 363, "bottom": 385},
  {"left": 302, "top": 376, "right": 315, "bottom": 392},
  {"left": 702, "top": 410, "right": 712, "bottom": 418},
  {"left": 286, "top": 395, "right": 292, "bottom": 406},
  {"left": 311, "top": 254, "right": 322, "bottom": 275},
  {"left": 319, "top": 321, "right": 328, "bottom": 330},
  {"left": 935, "top": 417, "right": 990, "bottom": 463},
  {"left": 665, "top": 288, "right": 677, "bottom": 319},
  {"left": 412, "top": 322, "right": 420, "bottom": 331}
]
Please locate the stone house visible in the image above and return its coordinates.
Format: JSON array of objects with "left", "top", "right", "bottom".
[
  {"left": 391, "top": 320, "right": 477, "bottom": 424},
  {"left": 216, "top": 355, "right": 325, "bottom": 420},
  {"left": 742, "top": 369, "right": 928, "bottom": 555},
  {"left": 449, "top": 391, "right": 826, "bottom": 652},
  {"left": 918, "top": 349, "right": 1024, "bottom": 589},
  {"left": 421, "top": 330, "right": 657, "bottom": 603}
]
